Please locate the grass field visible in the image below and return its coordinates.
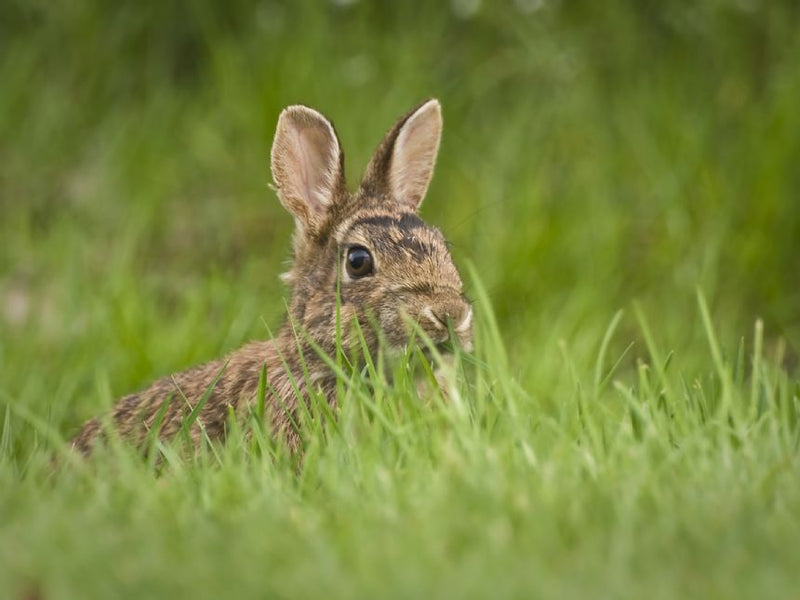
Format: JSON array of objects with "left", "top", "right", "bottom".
[{"left": 1, "top": 1, "right": 799, "bottom": 598}]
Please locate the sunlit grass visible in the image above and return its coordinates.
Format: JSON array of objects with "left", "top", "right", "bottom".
[{"left": 2, "top": 278, "right": 798, "bottom": 598}]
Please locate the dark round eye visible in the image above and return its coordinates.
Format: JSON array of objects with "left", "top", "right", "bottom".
[{"left": 345, "top": 246, "right": 373, "bottom": 278}]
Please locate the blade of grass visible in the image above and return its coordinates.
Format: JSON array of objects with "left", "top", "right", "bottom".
[
  {"left": 176, "top": 360, "right": 229, "bottom": 441},
  {"left": 593, "top": 309, "right": 624, "bottom": 396},
  {"left": 696, "top": 289, "right": 733, "bottom": 419}
]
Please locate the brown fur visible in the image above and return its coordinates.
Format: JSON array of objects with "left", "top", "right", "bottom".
[{"left": 70, "top": 99, "right": 472, "bottom": 455}]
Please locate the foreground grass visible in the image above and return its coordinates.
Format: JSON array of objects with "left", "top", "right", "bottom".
[{"left": 1, "top": 290, "right": 798, "bottom": 599}]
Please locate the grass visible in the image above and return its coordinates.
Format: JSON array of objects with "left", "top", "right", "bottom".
[{"left": 1, "top": 1, "right": 799, "bottom": 598}]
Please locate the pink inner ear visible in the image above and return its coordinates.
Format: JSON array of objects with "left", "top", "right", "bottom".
[
  {"left": 294, "top": 124, "right": 338, "bottom": 217},
  {"left": 271, "top": 105, "right": 342, "bottom": 228},
  {"left": 389, "top": 100, "right": 442, "bottom": 210}
]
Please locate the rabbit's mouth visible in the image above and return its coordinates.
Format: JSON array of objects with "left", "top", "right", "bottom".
[
  {"left": 436, "top": 340, "right": 455, "bottom": 354},
  {"left": 433, "top": 340, "right": 458, "bottom": 356},
  {"left": 418, "top": 339, "right": 465, "bottom": 363},
  {"left": 393, "top": 337, "right": 463, "bottom": 365}
]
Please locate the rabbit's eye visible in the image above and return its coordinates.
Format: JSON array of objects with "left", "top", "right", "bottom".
[{"left": 346, "top": 246, "right": 373, "bottom": 278}]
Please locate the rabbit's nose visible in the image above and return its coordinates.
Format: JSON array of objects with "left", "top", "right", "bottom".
[{"left": 426, "top": 301, "right": 472, "bottom": 335}]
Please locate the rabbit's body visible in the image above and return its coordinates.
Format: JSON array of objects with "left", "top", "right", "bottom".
[
  {"left": 71, "top": 100, "right": 472, "bottom": 454},
  {"left": 71, "top": 337, "right": 328, "bottom": 453}
]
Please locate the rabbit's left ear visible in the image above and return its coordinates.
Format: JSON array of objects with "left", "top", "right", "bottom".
[
  {"left": 271, "top": 105, "right": 345, "bottom": 236},
  {"left": 361, "top": 99, "right": 442, "bottom": 212}
]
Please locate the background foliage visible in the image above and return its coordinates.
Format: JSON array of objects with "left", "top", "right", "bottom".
[{"left": 1, "top": 1, "right": 798, "bottom": 598}]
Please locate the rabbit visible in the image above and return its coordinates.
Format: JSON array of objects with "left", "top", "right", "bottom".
[{"left": 70, "top": 99, "right": 473, "bottom": 455}]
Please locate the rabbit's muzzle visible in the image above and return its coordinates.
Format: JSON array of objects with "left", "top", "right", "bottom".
[{"left": 419, "top": 297, "right": 473, "bottom": 353}]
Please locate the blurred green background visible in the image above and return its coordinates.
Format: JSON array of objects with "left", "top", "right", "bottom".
[{"left": 0, "top": 0, "right": 798, "bottom": 428}]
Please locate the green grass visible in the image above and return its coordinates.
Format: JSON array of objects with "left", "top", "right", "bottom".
[{"left": 1, "top": 1, "right": 799, "bottom": 598}]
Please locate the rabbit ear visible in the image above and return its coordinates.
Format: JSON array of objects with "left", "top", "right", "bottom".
[
  {"left": 271, "top": 105, "right": 345, "bottom": 235},
  {"left": 361, "top": 99, "right": 442, "bottom": 212}
]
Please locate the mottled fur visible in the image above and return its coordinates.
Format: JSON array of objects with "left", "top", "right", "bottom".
[{"left": 71, "top": 99, "right": 472, "bottom": 455}]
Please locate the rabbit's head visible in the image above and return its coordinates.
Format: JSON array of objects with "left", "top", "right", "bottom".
[{"left": 270, "top": 99, "right": 471, "bottom": 362}]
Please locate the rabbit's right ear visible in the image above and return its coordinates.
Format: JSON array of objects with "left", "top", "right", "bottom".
[
  {"left": 271, "top": 106, "right": 345, "bottom": 237},
  {"left": 361, "top": 99, "right": 442, "bottom": 212}
]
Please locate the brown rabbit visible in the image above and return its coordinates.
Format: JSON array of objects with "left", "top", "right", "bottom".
[{"left": 70, "top": 99, "right": 473, "bottom": 454}]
